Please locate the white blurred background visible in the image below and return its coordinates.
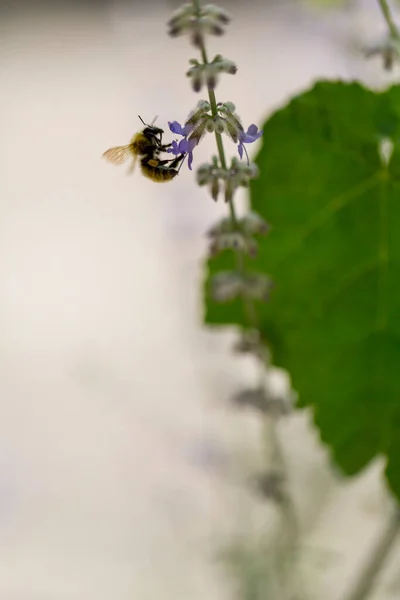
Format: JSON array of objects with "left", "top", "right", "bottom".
[{"left": 1, "top": 0, "right": 399, "bottom": 598}]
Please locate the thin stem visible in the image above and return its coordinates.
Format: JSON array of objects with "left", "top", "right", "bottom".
[
  {"left": 377, "top": 0, "right": 400, "bottom": 38},
  {"left": 342, "top": 508, "right": 400, "bottom": 600},
  {"left": 268, "top": 421, "right": 299, "bottom": 542},
  {"left": 191, "top": 1, "right": 300, "bottom": 565},
  {"left": 261, "top": 368, "right": 301, "bottom": 600},
  {"left": 192, "top": 0, "right": 238, "bottom": 225}
]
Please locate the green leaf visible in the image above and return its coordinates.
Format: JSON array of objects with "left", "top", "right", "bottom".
[{"left": 204, "top": 81, "right": 400, "bottom": 500}]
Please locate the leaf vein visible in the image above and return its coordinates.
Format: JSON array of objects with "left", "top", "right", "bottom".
[
  {"left": 377, "top": 178, "right": 389, "bottom": 332},
  {"left": 275, "top": 174, "right": 380, "bottom": 268}
]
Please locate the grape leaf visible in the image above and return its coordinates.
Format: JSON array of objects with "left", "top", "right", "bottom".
[{"left": 204, "top": 81, "right": 400, "bottom": 500}]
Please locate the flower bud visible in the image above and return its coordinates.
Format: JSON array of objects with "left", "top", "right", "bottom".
[
  {"left": 186, "top": 63, "right": 204, "bottom": 92},
  {"left": 209, "top": 232, "right": 249, "bottom": 255},
  {"left": 207, "top": 217, "right": 234, "bottom": 237},
  {"left": 209, "top": 23, "right": 224, "bottom": 36},
  {"left": 246, "top": 238, "right": 258, "bottom": 258},
  {"left": 196, "top": 158, "right": 224, "bottom": 190},
  {"left": 189, "top": 118, "right": 208, "bottom": 143},
  {"left": 211, "top": 177, "right": 220, "bottom": 201},
  {"left": 218, "top": 58, "right": 237, "bottom": 74},
  {"left": 225, "top": 119, "right": 239, "bottom": 143},
  {"left": 231, "top": 388, "right": 269, "bottom": 412},
  {"left": 240, "top": 212, "right": 270, "bottom": 236},
  {"left": 205, "top": 66, "right": 218, "bottom": 90},
  {"left": 223, "top": 112, "right": 243, "bottom": 143},
  {"left": 244, "top": 163, "right": 259, "bottom": 179},
  {"left": 364, "top": 35, "right": 400, "bottom": 71},
  {"left": 168, "top": 2, "right": 230, "bottom": 47},
  {"left": 211, "top": 155, "right": 219, "bottom": 167},
  {"left": 220, "top": 101, "right": 235, "bottom": 113},
  {"left": 167, "top": 4, "right": 195, "bottom": 37},
  {"left": 242, "top": 273, "right": 274, "bottom": 301},
  {"left": 224, "top": 179, "right": 235, "bottom": 203},
  {"left": 211, "top": 271, "right": 242, "bottom": 303},
  {"left": 207, "top": 217, "right": 259, "bottom": 256},
  {"left": 197, "top": 163, "right": 212, "bottom": 186},
  {"left": 214, "top": 116, "right": 226, "bottom": 134},
  {"left": 185, "top": 100, "right": 211, "bottom": 128},
  {"left": 232, "top": 332, "right": 267, "bottom": 360},
  {"left": 197, "top": 99, "right": 211, "bottom": 111},
  {"left": 225, "top": 157, "right": 259, "bottom": 191},
  {"left": 254, "top": 471, "right": 286, "bottom": 504},
  {"left": 205, "top": 118, "right": 216, "bottom": 133},
  {"left": 203, "top": 4, "right": 231, "bottom": 24}
]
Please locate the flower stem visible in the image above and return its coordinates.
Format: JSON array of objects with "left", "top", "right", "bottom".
[
  {"left": 377, "top": 0, "right": 400, "bottom": 38},
  {"left": 342, "top": 508, "right": 400, "bottom": 600},
  {"left": 191, "top": 3, "right": 300, "bottom": 596},
  {"left": 192, "top": 0, "right": 238, "bottom": 226}
]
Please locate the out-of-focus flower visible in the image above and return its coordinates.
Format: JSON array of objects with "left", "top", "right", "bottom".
[
  {"left": 186, "top": 55, "right": 237, "bottom": 91},
  {"left": 364, "top": 35, "right": 400, "bottom": 70},
  {"left": 240, "top": 212, "right": 270, "bottom": 236},
  {"left": 211, "top": 271, "right": 243, "bottom": 302},
  {"left": 210, "top": 270, "right": 274, "bottom": 303},
  {"left": 167, "top": 3, "right": 231, "bottom": 48},
  {"left": 197, "top": 156, "right": 225, "bottom": 199},
  {"left": 254, "top": 471, "right": 286, "bottom": 504}
]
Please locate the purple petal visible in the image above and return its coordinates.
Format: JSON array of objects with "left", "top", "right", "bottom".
[
  {"left": 168, "top": 121, "right": 186, "bottom": 136},
  {"left": 188, "top": 151, "right": 193, "bottom": 170},
  {"left": 180, "top": 138, "right": 192, "bottom": 153},
  {"left": 247, "top": 124, "right": 259, "bottom": 136},
  {"left": 167, "top": 139, "right": 181, "bottom": 155},
  {"left": 239, "top": 125, "right": 263, "bottom": 144},
  {"left": 238, "top": 131, "right": 251, "bottom": 143},
  {"left": 246, "top": 125, "right": 263, "bottom": 142},
  {"left": 238, "top": 143, "right": 244, "bottom": 159}
]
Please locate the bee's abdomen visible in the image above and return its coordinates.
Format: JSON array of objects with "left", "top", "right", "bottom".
[{"left": 141, "top": 163, "right": 178, "bottom": 182}]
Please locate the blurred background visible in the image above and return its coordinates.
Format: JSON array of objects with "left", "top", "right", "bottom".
[{"left": 1, "top": 0, "right": 400, "bottom": 599}]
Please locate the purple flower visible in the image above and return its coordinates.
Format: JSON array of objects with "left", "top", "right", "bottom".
[
  {"left": 167, "top": 121, "right": 197, "bottom": 170},
  {"left": 168, "top": 121, "right": 193, "bottom": 137},
  {"left": 237, "top": 124, "right": 263, "bottom": 162}
]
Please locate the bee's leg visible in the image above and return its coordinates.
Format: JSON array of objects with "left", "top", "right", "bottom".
[
  {"left": 153, "top": 159, "right": 172, "bottom": 166},
  {"left": 168, "top": 154, "right": 186, "bottom": 169},
  {"left": 158, "top": 143, "right": 172, "bottom": 151},
  {"left": 155, "top": 154, "right": 185, "bottom": 167}
]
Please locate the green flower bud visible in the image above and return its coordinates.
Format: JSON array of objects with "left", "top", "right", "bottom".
[
  {"left": 211, "top": 177, "right": 220, "bottom": 201},
  {"left": 211, "top": 271, "right": 242, "bottom": 303},
  {"left": 240, "top": 212, "right": 270, "bottom": 236}
]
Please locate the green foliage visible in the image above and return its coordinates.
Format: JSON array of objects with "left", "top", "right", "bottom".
[{"left": 204, "top": 81, "right": 400, "bottom": 500}]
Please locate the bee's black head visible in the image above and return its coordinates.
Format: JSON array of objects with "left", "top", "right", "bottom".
[
  {"left": 143, "top": 125, "right": 164, "bottom": 137},
  {"left": 138, "top": 115, "right": 163, "bottom": 138}
]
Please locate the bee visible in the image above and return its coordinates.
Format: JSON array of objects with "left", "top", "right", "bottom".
[{"left": 102, "top": 116, "right": 185, "bottom": 182}]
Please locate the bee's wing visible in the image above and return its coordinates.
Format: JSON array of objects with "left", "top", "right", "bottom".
[
  {"left": 102, "top": 145, "right": 131, "bottom": 166},
  {"left": 127, "top": 154, "right": 138, "bottom": 175}
]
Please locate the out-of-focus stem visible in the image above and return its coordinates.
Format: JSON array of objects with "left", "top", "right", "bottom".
[
  {"left": 377, "top": 0, "right": 400, "bottom": 38},
  {"left": 342, "top": 508, "right": 400, "bottom": 600},
  {"left": 191, "top": 3, "right": 300, "bottom": 596}
]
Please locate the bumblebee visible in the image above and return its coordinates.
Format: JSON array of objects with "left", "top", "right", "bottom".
[{"left": 103, "top": 116, "right": 185, "bottom": 182}]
